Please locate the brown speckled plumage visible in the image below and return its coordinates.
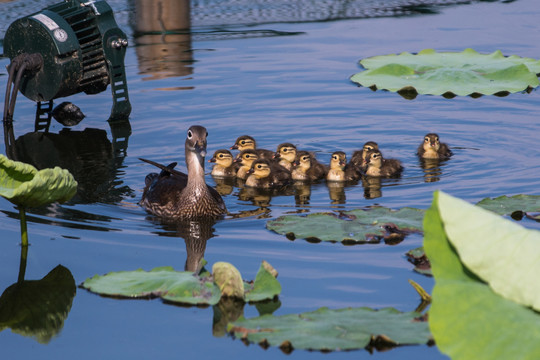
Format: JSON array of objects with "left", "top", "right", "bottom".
[
  {"left": 139, "top": 125, "right": 227, "bottom": 220},
  {"left": 350, "top": 141, "right": 379, "bottom": 174},
  {"left": 417, "top": 133, "right": 452, "bottom": 159},
  {"left": 364, "top": 149, "right": 403, "bottom": 178},
  {"left": 292, "top": 151, "right": 327, "bottom": 181}
]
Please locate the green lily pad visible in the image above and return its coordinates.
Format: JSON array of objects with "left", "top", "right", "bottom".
[
  {"left": 424, "top": 191, "right": 540, "bottom": 359},
  {"left": 0, "top": 155, "right": 77, "bottom": 208},
  {"left": 228, "top": 306, "right": 431, "bottom": 353},
  {"left": 81, "top": 266, "right": 222, "bottom": 306},
  {"left": 267, "top": 207, "right": 424, "bottom": 244},
  {"left": 351, "top": 48, "right": 540, "bottom": 97},
  {"left": 405, "top": 247, "right": 432, "bottom": 277},
  {"left": 81, "top": 261, "right": 281, "bottom": 306},
  {"left": 244, "top": 261, "right": 281, "bottom": 302},
  {"left": 476, "top": 194, "right": 540, "bottom": 219}
]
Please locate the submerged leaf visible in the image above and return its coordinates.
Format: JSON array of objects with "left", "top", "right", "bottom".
[
  {"left": 228, "top": 306, "right": 431, "bottom": 352},
  {"left": 267, "top": 206, "right": 423, "bottom": 244},
  {"left": 0, "top": 155, "right": 77, "bottom": 207},
  {"left": 351, "top": 48, "right": 540, "bottom": 97},
  {"left": 424, "top": 191, "right": 540, "bottom": 359}
]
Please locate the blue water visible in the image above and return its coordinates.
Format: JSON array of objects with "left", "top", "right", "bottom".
[{"left": 1, "top": 0, "right": 540, "bottom": 358}]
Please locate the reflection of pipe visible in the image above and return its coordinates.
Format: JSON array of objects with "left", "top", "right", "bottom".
[
  {"left": 133, "top": 0, "right": 193, "bottom": 81},
  {"left": 17, "top": 210, "right": 28, "bottom": 284}
]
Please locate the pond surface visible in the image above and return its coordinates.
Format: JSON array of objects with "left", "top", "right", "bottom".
[{"left": 1, "top": 0, "right": 540, "bottom": 358}]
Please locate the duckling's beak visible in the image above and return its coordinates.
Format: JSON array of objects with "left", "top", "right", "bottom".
[
  {"left": 340, "top": 160, "right": 346, "bottom": 166},
  {"left": 246, "top": 167, "right": 254, "bottom": 175},
  {"left": 273, "top": 152, "right": 280, "bottom": 159},
  {"left": 233, "top": 157, "right": 242, "bottom": 163},
  {"left": 230, "top": 144, "right": 239, "bottom": 150},
  {"left": 208, "top": 156, "right": 217, "bottom": 163}
]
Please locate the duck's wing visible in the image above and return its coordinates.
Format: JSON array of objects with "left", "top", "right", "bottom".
[
  {"left": 206, "top": 185, "right": 227, "bottom": 213},
  {"left": 139, "top": 158, "right": 188, "bottom": 180}
]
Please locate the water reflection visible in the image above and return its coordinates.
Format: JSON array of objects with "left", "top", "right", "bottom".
[
  {"left": 419, "top": 158, "right": 443, "bottom": 183},
  {"left": 131, "top": 0, "right": 193, "bottom": 82},
  {"left": 362, "top": 177, "right": 382, "bottom": 199},
  {"left": 0, "top": 242, "right": 75, "bottom": 343},
  {"left": 5, "top": 120, "right": 132, "bottom": 205}
]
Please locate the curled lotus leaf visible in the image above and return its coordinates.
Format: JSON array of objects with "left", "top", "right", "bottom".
[
  {"left": 227, "top": 306, "right": 431, "bottom": 353},
  {"left": 350, "top": 48, "right": 540, "bottom": 98},
  {"left": 0, "top": 155, "right": 77, "bottom": 208},
  {"left": 213, "top": 262, "right": 245, "bottom": 300},
  {"left": 424, "top": 191, "right": 540, "bottom": 359},
  {"left": 266, "top": 206, "right": 424, "bottom": 244}
]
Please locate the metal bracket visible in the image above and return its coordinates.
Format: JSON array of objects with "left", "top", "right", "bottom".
[{"left": 34, "top": 100, "right": 53, "bottom": 132}]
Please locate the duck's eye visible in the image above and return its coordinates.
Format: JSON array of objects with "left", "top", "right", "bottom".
[
  {"left": 219, "top": 154, "right": 224, "bottom": 158},
  {"left": 240, "top": 140, "right": 246, "bottom": 145},
  {"left": 206, "top": 131, "right": 209, "bottom": 137},
  {"left": 332, "top": 155, "right": 338, "bottom": 160},
  {"left": 187, "top": 130, "right": 193, "bottom": 139},
  {"left": 282, "top": 148, "right": 287, "bottom": 153},
  {"left": 302, "top": 156, "right": 308, "bottom": 161},
  {"left": 257, "top": 164, "right": 262, "bottom": 169},
  {"left": 424, "top": 138, "right": 429, "bottom": 142}
]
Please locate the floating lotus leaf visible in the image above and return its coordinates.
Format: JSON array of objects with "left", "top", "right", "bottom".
[
  {"left": 0, "top": 154, "right": 77, "bottom": 208},
  {"left": 405, "top": 247, "right": 431, "bottom": 276},
  {"left": 350, "top": 48, "right": 540, "bottom": 97},
  {"left": 244, "top": 261, "right": 281, "bottom": 302},
  {"left": 0, "top": 265, "right": 76, "bottom": 344},
  {"left": 81, "top": 262, "right": 281, "bottom": 306},
  {"left": 266, "top": 207, "right": 424, "bottom": 244},
  {"left": 228, "top": 306, "right": 431, "bottom": 353},
  {"left": 424, "top": 191, "right": 540, "bottom": 359},
  {"left": 476, "top": 194, "right": 540, "bottom": 218},
  {"left": 81, "top": 266, "right": 221, "bottom": 305}
]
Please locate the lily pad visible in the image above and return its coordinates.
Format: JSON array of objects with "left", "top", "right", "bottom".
[
  {"left": 0, "top": 154, "right": 77, "bottom": 208},
  {"left": 228, "top": 306, "right": 431, "bottom": 353},
  {"left": 405, "top": 247, "right": 432, "bottom": 276},
  {"left": 81, "top": 262, "right": 281, "bottom": 306},
  {"left": 350, "top": 48, "right": 540, "bottom": 98},
  {"left": 424, "top": 191, "right": 540, "bottom": 358},
  {"left": 476, "top": 194, "right": 540, "bottom": 219},
  {"left": 267, "top": 207, "right": 424, "bottom": 244}
]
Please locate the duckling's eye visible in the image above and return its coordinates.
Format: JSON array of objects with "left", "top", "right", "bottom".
[
  {"left": 424, "top": 138, "right": 429, "bottom": 142},
  {"left": 302, "top": 156, "right": 308, "bottom": 161},
  {"left": 366, "top": 146, "right": 372, "bottom": 151},
  {"left": 373, "top": 154, "right": 380, "bottom": 159},
  {"left": 187, "top": 130, "right": 193, "bottom": 139},
  {"left": 257, "top": 164, "right": 262, "bottom": 169},
  {"left": 218, "top": 154, "right": 224, "bottom": 158},
  {"left": 332, "top": 155, "right": 338, "bottom": 160},
  {"left": 240, "top": 140, "right": 246, "bottom": 145},
  {"left": 282, "top": 148, "right": 287, "bottom": 153}
]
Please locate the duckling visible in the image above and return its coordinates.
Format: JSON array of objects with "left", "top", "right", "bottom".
[
  {"left": 350, "top": 141, "right": 379, "bottom": 173},
  {"left": 234, "top": 149, "right": 259, "bottom": 180},
  {"left": 417, "top": 133, "right": 452, "bottom": 159},
  {"left": 364, "top": 149, "right": 403, "bottom": 178},
  {"left": 230, "top": 135, "right": 274, "bottom": 159},
  {"left": 209, "top": 149, "right": 236, "bottom": 177},
  {"left": 292, "top": 151, "right": 327, "bottom": 182},
  {"left": 245, "top": 159, "right": 291, "bottom": 188},
  {"left": 326, "top": 151, "right": 360, "bottom": 182},
  {"left": 139, "top": 125, "right": 227, "bottom": 219},
  {"left": 274, "top": 143, "right": 297, "bottom": 171}
]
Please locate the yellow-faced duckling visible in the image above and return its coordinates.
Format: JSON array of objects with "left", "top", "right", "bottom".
[
  {"left": 245, "top": 159, "right": 291, "bottom": 188},
  {"left": 326, "top": 151, "right": 360, "bottom": 182},
  {"left": 139, "top": 125, "right": 227, "bottom": 219},
  {"left": 209, "top": 149, "right": 236, "bottom": 177},
  {"left": 364, "top": 149, "right": 403, "bottom": 178},
  {"left": 417, "top": 133, "right": 452, "bottom": 159},
  {"left": 230, "top": 135, "right": 274, "bottom": 159},
  {"left": 350, "top": 141, "right": 379, "bottom": 173},
  {"left": 292, "top": 151, "right": 328, "bottom": 181},
  {"left": 234, "top": 149, "right": 259, "bottom": 180},
  {"left": 274, "top": 142, "right": 297, "bottom": 171}
]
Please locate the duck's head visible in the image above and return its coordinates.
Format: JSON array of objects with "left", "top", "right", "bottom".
[
  {"left": 274, "top": 143, "right": 297, "bottom": 163},
  {"left": 423, "top": 133, "right": 440, "bottom": 152},
  {"left": 293, "top": 151, "right": 312, "bottom": 172},
  {"left": 330, "top": 151, "right": 346, "bottom": 170},
  {"left": 362, "top": 141, "right": 379, "bottom": 165},
  {"left": 234, "top": 149, "right": 259, "bottom": 167},
  {"left": 366, "top": 150, "right": 383, "bottom": 168},
  {"left": 209, "top": 149, "right": 233, "bottom": 167},
  {"left": 185, "top": 125, "right": 208, "bottom": 167},
  {"left": 231, "top": 135, "right": 256, "bottom": 151},
  {"left": 247, "top": 159, "right": 272, "bottom": 179}
]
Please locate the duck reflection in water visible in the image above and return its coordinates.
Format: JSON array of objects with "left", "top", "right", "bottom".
[
  {"left": 174, "top": 218, "right": 216, "bottom": 273},
  {"left": 362, "top": 176, "right": 382, "bottom": 199},
  {"left": 419, "top": 158, "right": 443, "bottom": 183}
]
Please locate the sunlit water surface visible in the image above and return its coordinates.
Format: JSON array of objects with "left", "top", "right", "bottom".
[{"left": 1, "top": 0, "right": 540, "bottom": 358}]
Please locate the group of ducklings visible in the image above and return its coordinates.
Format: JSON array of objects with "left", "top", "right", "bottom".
[{"left": 209, "top": 133, "right": 452, "bottom": 189}]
